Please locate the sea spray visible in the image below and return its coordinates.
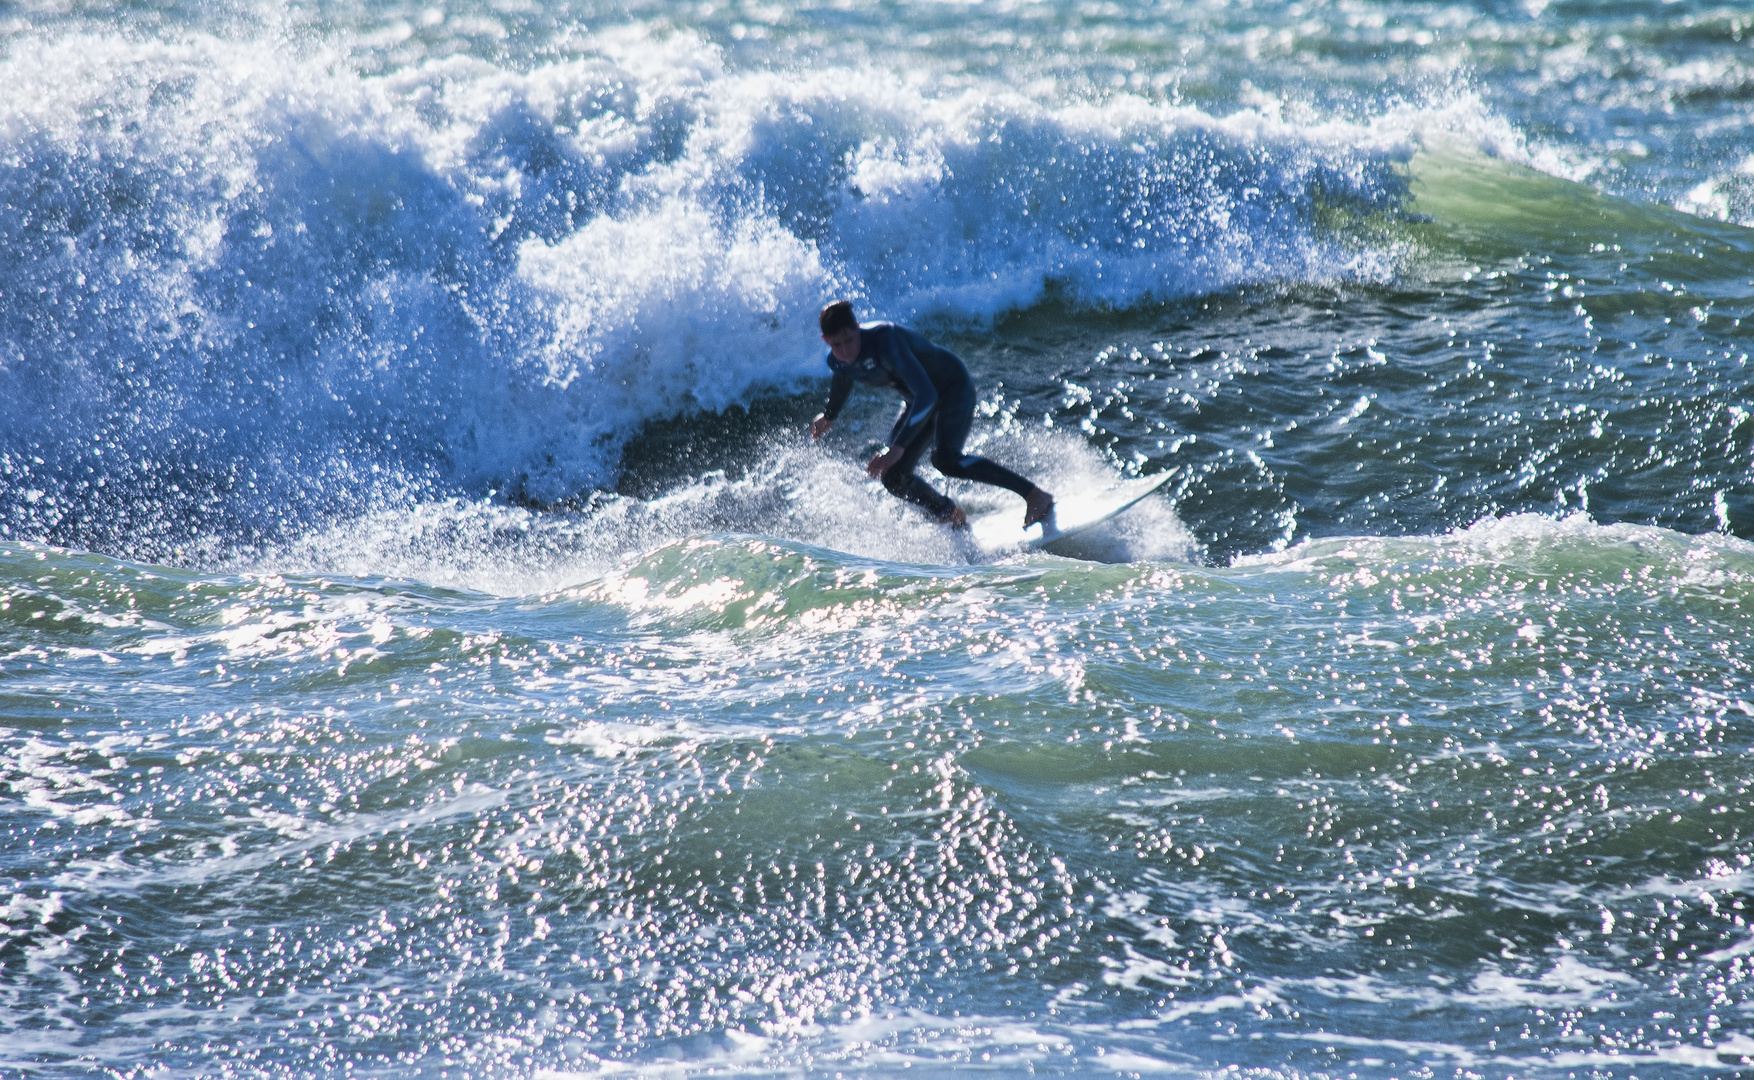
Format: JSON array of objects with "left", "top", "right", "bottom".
[
  {"left": 0, "top": 26, "right": 1422, "bottom": 557},
  {"left": 245, "top": 427, "right": 1199, "bottom": 593}
]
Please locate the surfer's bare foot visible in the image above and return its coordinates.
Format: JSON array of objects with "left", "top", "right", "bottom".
[
  {"left": 1023, "top": 487, "right": 1054, "bottom": 527},
  {"left": 942, "top": 505, "right": 968, "bottom": 529}
]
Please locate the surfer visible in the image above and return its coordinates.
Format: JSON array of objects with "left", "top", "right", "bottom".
[{"left": 809, "top": 300, "right": 1054, "bottom": 529}]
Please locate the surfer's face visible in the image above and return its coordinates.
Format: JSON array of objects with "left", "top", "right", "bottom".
[{"left": 823, "top": 326, "right": 861, "bottom": 364}]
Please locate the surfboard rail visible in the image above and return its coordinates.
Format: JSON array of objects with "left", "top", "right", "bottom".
[{"left": 965, "top": 472, "right": 1171, "bottom": 554}]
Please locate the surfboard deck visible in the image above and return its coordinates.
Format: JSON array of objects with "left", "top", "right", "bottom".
[{"left": 965, "top": 472, "right": 1171, "bottom": 555}]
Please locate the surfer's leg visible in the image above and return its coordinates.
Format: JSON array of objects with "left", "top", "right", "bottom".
[
  {"left": 928, "top": 383, "right": 1053, "bottom": 524},
  {"left": 881, "top": 425, "right": 959, "bottom": 522}
]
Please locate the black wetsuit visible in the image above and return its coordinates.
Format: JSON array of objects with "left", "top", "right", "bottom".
[{"left": 820, "top": 322, "right": 1034, "bottom": 520}]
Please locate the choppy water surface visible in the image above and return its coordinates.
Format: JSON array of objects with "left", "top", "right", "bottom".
[{"left": 3, "top": 0, "right": 1754, "bottom": 1076}]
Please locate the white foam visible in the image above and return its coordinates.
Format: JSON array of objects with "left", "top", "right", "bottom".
[
  {"left": 531, "top": 1009, "right": 1179, "bottom": 1079},
  {"left": 50, "top": 784, "right": 507, "bottom": 894},
  {"left": 547, "top": 718, "right": 801, "bottom": 759},
  {"left": 1235, "top": 510, "right": 1754, "bottom": 578},
  {"left": 1458, "top": 954, "right": 1639, "bottom": 1010},
  {"left": 0, "top": 22, "right": 1470, "bottom": 550},
  {"left": 2, "top": 736, "right": 143, "bottom": 829},
  {"left": 1281, "top": 1028, "right": 1754, "bottom": 1073},
  {"left": 243, "top": 426, "right": 1194, "bottom": 591}
]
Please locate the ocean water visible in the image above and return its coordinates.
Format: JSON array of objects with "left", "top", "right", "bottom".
[{"left": 4, "top": 0, "right": 1754, "bottom": 1076}]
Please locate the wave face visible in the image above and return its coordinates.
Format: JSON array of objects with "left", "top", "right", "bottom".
[{"left": 0, "top": 26, "right": 1413, "bottom": 557}]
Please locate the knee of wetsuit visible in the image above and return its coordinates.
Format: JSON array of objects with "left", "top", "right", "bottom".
[
  {"left": 881, "top": 467, "right": 911, "bottom": 497},
  {"left": 930, "top": 448, "right": 971, "bottom": 477}
]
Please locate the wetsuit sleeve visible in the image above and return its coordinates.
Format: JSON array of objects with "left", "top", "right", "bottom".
[
  {"left": 885, "top": 335, "right": 939, "bottom": 446},
  {"left": 821, "top": 361, "right": 854, "bottom": 421}
]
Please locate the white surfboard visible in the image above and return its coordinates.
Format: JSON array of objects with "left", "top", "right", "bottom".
[{"left": 966, "top": 472, "right": 1171, "bottom": 555}]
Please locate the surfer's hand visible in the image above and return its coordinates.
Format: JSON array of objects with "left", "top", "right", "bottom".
[
  {"left": 809, "top": 414, "right": 832, "bottom": 440},
  {"left": 865, "top": 446, "right": 902, "bottom": 479}
]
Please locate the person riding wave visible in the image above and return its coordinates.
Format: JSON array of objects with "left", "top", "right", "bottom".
[{"left": 809, "top": 300, "right": 1054, "bottom": 529}]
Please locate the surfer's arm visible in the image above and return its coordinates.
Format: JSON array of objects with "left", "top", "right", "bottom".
[
  {"left": 885, "top": 339, "right": 938, "bottom": 447},
  {"left": 813, "top": 364, "right": 855, "bottom": 439}
]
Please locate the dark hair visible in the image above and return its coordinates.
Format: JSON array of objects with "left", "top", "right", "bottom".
[{"left": 819, "top": 300, "right": 858, "bottom": 335}]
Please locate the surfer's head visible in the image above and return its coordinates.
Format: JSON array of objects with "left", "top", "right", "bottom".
[
  {"left": 820, "top": 300, "right": 861, "bottom": 363},
  {"left": 819, "top": 300, "right": 858, "bottom": 336}
]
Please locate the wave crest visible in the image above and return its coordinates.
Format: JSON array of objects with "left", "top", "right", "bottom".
[{"left": 1, "top": 27, "right": 1417, "bottom": 556}]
